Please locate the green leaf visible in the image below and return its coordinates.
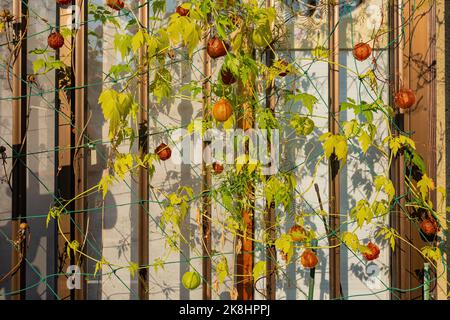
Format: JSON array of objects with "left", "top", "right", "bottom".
[
  {"left": 128, "top": 262, "right": 139, "bottom": 279},
  {"left": 252, "top": 261, "right": 266, "bottom": 283},
  {"left": 275, "top": 234, "right": 293, "bottom": 263},
  {"left": 114, "top": 34, "right": 132, "bottom": 60},
  {"left": 376, "top": 227, "right": 397, "bottom": 251},
  {"left": 153, "top": 257, "right": 166, "bottom": 273},
  {"left": 343, "top": 120, "right": 359, "bottom": 138},
  {"left": 216, "top": 257, "right": 229, "bottom": 284},
  {"left": 33, "top": 58, "right": 46, "bottom": 74},
  {"left": 374, "top": 175, "right": 395, "bottom": 201},
  {"left": 350, "top": 200, "right": 373, "bottom": 228},
  {"left": 290, "top": 115, "right": 315, "bottom": 136},
  {"left": 421, "top": 246, "right": 441, "bottom": 262},
  {"left": 287, "top": 92, "right": 318, "bottom": 114},
  {"left": 98, "top": 172, "right": 114, "bottom": 199},
  {"left": 131, "top": 29, "right": 146, "bottom": 53},
  {"left": 319, "top": 133, "right": 348, "bottom": 163}
]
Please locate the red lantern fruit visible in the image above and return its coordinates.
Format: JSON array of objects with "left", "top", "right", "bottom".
[
  {"left": 288, "top": 225, "right": 307, "bottom": 242},
  {"left": 300, "top": 250, "right": 318, "bottom": 268},
  {"left": 363, "top": 242, "right": 380, "bottom": 261},
  {"left": 207, "top": 37, "right": 227, "bottom": 59},
  {"left": 420, "top": 218, "right": 438, "bottom": 237},
  {"left": 47, "top": 32, "right": 64, "bottom": 50},
  {"left": 394, "top": 89, "right": 416, "bottom": 110},
  {"left": 221, "top": 69, "right": 236, "bottom": 85},
  {"left": 353, "top": 42, "right": 372, "bottom": 62},
  {"left": 176, "top": 5, "right": 189, "bottom": 16},
  {"left": 212, "top": 98, "right": 233, "bottom": 122},
  {"left": 212, "top": 162, "right": 224, "bottom": 174},
  {"left": 106, "top": 0, "right": 124, "bottom": 10},
  {"left": 155, "top": 143, "right": 171, "bottom": 161},
  {"left": 56, "top": 0, "right": 72, "bottom": 5}
]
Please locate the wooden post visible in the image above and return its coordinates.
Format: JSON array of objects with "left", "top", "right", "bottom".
[
  {"left": 11, "top": 0, "right": 28, "bottom": 300},
  {"left": 73, "top": 0, "right": 88, "bottom": 300},
  {"left": 389, "top": 0, "right": 438, "bottom": 300},
  {"left": 328, "top": 1, "right": 341, "bottom": 300},
  {"left": 264, "top": 0, "right": 276, "bottom": 301},
  {"left": 235, "top": 38, "right": 255, "bottom": 301},
  {"left": 202, "top": 20, "right": 212, "bottom": 301},
  {"left": 137, "top": 0, "right": 150, "bottom": 300},
  {"left": 55, "top": 2, "right": 86, "bottom": 300},
  {"left": 435, "top": 0, "right": 447, "bottom": 300}
]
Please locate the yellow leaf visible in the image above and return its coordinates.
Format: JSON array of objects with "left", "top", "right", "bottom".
[
  {"left": 358, "top": 131, "right": 371, "bottom": 153},
  {"left": 342, "top": 232, "right": 360, "bottom": 251},
  {"left": 417, "top": 174, "right": 435, "bottom": 199}
]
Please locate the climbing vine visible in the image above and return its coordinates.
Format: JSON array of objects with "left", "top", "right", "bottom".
[{"left": 0, "top": 0, "right": 447, "bottom": 299}]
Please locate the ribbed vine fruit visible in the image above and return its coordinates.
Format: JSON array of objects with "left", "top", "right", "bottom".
[
  {"left": 182, "top": 271, "right": 201, "bottom": 290},
  {"left": 176, "top": 5, "right": 189, "bottom": 16},
  {"left": 288, "top": 225, "right": 307, "bottom": 242},
  {"left": 155, "top": 143, "right": 172, "bottom": 161},
  {"left": 252, "top": 24, "right": 272, "bottom": 48},
  {"left": 394, "top": 89, "right": 416, "bottom": 110},
  {"left": 420, "top": 218, "right": 438, "bottom": 237},
  {"left": 300, "top": 250, "right": 318, "bottom": 268},
  {"left": 106, "top": 0, "right": 124, "bottom": 10},
  {"left": 56, "top": 0, "right": 72, "bottom": 5},
  {"left": 47, "top": 32, "right": 64, "bottom": 50},
  {"left": 212, "top": 162, "right": 224, "bottom": 174},
  {"left": 353, "top": 42, "right": 372, "bottom": 62},
  {"left": 363, "top": 242, "right": 380, "bottom": 261},
  {"left": 212, "top": 98, "right": 233, "bottom": 122},
  {"left": 220, "top": 69, "right": 236, "bottom": 85},
  {"left": 207, "top": 37, "right": 227, "bottom": 59}
]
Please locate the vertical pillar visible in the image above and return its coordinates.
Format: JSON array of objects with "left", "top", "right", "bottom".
[
  {"left": 73, "top": 0, "right": 88, "bottom": 300},
  {"left": 138, "top": 0, "right": 150, "bottom": 300},
  {"left": 264, "top": 0, "right": 276, "bottom": 302},
  {"left": 11, "top": 0, "right": 28, "bottom": 300},
  {"left": 202, "top": 19, "right": 212, "bottom": 301},
  {"left": 328, "top": 2, "right": 341, "bottom": 300},
  {"left": 236, "top": 39, "right": 255, "bottom": 301},
  {"left": 390, "top": 0, "right": 438, "bottom": 300}
]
